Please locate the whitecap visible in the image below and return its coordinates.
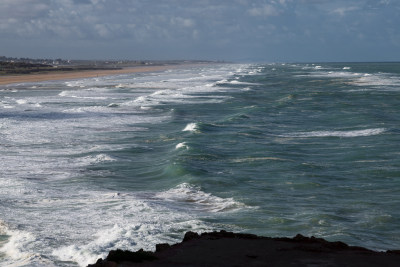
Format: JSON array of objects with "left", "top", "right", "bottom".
[
  {"left": 155, "top": 183, "right": 244, "bottom": 212},
  {"left": 107, "top": 103, "right": 119, "bottom": 108},
  {"left": 3, "top": 105, "right": 15, "bottom": 109},
  {"left": 216, "top": 79, "right": 228, "bottom": 84},
  {"left": 350, "top": 74, "right": 400, "bottom": 88},
  {"left": 229, "top": 80, "right": 261, "bottom": 85},
  {"left": 132, "top": 96, "right": 150, "bottom": 104},
  {"left": 16, "top": 99, "right": 27, "bottom": 105},
  {"left": 231, "top": 157, "right": 291, "bottom": 163},
  {"left": 49, "top": 190, "right": 213, "bottom": 266},
  {"left": 182, "top": 123, "right": 198, "bottom": 132},
  {"left": 58, "top": 91, "right": 72, "bottom": 97},
  {"left": 80, "top": 154, "right": 117, "bottom": 165},
  {"left": 0, "top": 221, "right": 53, "bottom": 267},
  {"left": 284, "top": 128, "right": 386, "bottom": 138},
  {"left": 175, "top": 142, "right": 188, "bottom": 150},
  {"left": 303, "top": 71, "right": 361, "bottom": 79},
  {"left": 52, "top": 217, "right": 210, "bottom": 267}
]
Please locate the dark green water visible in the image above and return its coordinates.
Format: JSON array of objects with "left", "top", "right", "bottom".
[{"left": 1, "top": 62, "right": 399, "bottom": 266}]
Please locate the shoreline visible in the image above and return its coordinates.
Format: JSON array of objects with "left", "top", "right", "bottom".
[
  {"left": 0, "top": 63, "right": 201, "bottom": 86},
  {"left": 88, "top": 230, "right": 400, "bottom": 267}
]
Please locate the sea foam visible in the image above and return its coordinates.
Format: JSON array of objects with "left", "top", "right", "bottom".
[
  {"left": 155, "top": 183, "right": 244, "bottom": 212},
  {"left": 81, "top": 154, "right": 117, "bottom": 165},
  {"left": 182, "top": 122, "right": 198, "bottom": 132},
  {"left": 50, "top": 190, "right": 213, "bottom": 267},
  {"left": 16, "top": 99, "right": 28, "bottom": 105},
  {"left": 284, "top": 128, "right": 386, "bottom": 138},
  {"left": 175, "top": 142, "right": 189, "bottom": 150},
  {"left": 0, "top": 221, "right": 53, "bottom": 267}
]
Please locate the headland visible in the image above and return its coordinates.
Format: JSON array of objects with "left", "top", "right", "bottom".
[{"left": 88, "top": 230, "right": 400, "bottom": 267}]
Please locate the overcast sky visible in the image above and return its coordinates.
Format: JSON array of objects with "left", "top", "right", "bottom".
[{"left": 1, "top": 0, "right": 399, "bottom": 62}]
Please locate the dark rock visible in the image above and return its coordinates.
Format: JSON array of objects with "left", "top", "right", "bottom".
[
  {"left": 88, "top": 231, "right": 400, "bottom": 267},
  {"left": 106, "top": 249, "right": 157, "bottom": 263},
  {"left": 88, "top": 248, "right": 158, "bottom": 266},
  {"left": 155, "top": 243, "right": 170, "bottom": 252},
  {"left": 183, "top": 231, "right": 200, "bottom": 242}
]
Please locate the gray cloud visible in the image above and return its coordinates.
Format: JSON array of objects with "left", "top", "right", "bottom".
[{"left": 0, "top": 0, "right": 399, "bottom": 61}]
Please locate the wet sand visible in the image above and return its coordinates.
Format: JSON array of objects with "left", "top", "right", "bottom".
[{"left": 0, "top": 65, "right": 179, "bottom": 86}]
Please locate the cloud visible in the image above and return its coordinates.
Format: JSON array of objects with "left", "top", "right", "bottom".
[
  {"left": 0, "top": 0, "right": 50, "bottom": 19},
  {"left": 248, "top": 4, "right": 279, "bottom": 17},
  {"left": 1, "top": 0, "right": 399, "bottom": 61},
  {"left": 170, "top": 17, "right": 195, "bottom": 28},
  {"left": 331, "top": 6, "right": 358, "bottom": 16}
]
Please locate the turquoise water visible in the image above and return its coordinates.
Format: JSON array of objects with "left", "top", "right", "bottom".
[{"left": 1, "top": 62, "right": 400, "bottom": 266}]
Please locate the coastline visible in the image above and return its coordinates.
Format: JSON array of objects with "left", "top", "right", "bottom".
[
  {"left": 0, "top": 63, "right": 197, "bottom": 86},
  {"left": 88, "top": 231, "right": 400, "bottom": 267}
]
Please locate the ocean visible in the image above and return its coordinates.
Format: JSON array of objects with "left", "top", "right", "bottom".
[{"left": 1, "top": 62, "right": 399, "bottom": 266}]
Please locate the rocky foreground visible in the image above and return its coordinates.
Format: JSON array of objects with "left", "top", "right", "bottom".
[{"left": 88, "top": 230, "right": 400, "bottom": 266}]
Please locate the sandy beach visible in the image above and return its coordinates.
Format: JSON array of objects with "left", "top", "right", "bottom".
[{"left": 0, "top": 65, "right": 180, "bottom": 86}]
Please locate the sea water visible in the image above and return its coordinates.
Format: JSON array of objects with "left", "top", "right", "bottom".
[{"left": 1, "top": 62, "right": 400, "bottom": 266}]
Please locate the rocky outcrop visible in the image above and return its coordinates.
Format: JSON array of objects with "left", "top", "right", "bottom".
[{"left": 88, "top": 230, "right": 400, "bottom": 266}]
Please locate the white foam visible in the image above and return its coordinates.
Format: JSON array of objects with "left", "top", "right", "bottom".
[
  {"left": 182, "top": 123, "right": 198, "bottom": 132},
  {"left": 284, "top": 128, "right": 386, "bottom": 138},
  {"left": 155, "top": 183, "right": 244, "bottom": 212},
  {"left": 228, "top": 80, "right": 261, "bottom": 85},
  {"left": 81, "top": 154, "right": 117, "bottom": 165},
  {"left": 130, "top": 95, "right": 152, "bottom": 106},
  {"left": 107, "top": 103, "right": 119, "bottom": 107},
  {"left": 175, "top": 142, "right": 188, "bottom": 150},
  {"left": 52, "top": 216, "right": 209, "bottom": 267},
  {"left": 232, "top": 157, "right": 290, "bottom": 163},
  {"left": 48, "top": 190, "right": 214, "bottom": 266},
  {"left": 2, "top": 105, "right": 15, "bottom": 109},
  {"left": 16, "top": 99, "right": 27, "bottom": 105},
  {"left": 58, "top": 91, "right": 71, "bottom": 97},
  {"left": 350, "top": 74, "right": 400, "bottom": 88},
  {"left": 308, "top": 71, "right": 361, "bottom": 79},
  {"left": 0, "top": 63, "right": 251, "bottom": 266},
  {"left": 304, "top": 68, "right": 400, "bottom": 89},
  {"left": 0, "top": 221, "right": 53, "bottom": 267},
  {"left": 216, "top": 79, "right": 228, "bottom": 84}
]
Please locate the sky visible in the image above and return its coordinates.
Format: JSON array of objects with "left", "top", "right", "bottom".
[{"left": 1, "top": 0, "right": 399, "bottom": 62}]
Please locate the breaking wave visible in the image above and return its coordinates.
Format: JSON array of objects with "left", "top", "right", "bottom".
[
  {"left": 154, "top": 183, "right": 245, "bottom": 212},
  {"left": 283, "top": 128, "right": 386, "bottom": 138}
]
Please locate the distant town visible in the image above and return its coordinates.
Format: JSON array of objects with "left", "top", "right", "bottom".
[
  {"left": 0, "top": 56, "right": 216, "bottom": 75},
  {"left": 0, "top": 55, "right": 155, "bottom": 66}
]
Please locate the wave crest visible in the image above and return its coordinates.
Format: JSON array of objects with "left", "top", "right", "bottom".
[
  {"left": 284, "top": 128, "right": 386, "bottom": 138},
  {"left": 182, "top": 123, "right": 198, "bottom": 132},
  {"left": 0, "top": 220, "right": 53, "bottom": 267},
  {"left": 155, "top": 183, "right": 245, "bottom": 212}
]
